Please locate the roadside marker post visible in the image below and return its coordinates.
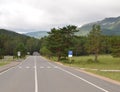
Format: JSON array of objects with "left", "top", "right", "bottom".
[{"left": 17, "top": 51, "right": 21, "bottom": 59}]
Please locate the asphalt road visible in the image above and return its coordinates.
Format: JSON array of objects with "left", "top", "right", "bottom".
[{"left": 0, "top": 56, "right": 120, "bottom": 92}]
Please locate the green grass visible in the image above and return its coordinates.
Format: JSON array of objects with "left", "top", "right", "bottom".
[
  {"left": 49, "top": 55, "right": 120, "bottom": 82},
  {"left": 87, "top": 70, "right": 120, "bottom": 82},
  {"left": 0, "top": 62, "right": 10, "bottom": 66},
  {"left": 0, "top": 56, "right": 14, "bottom": 67},
  {"left": 65, "top": 55, "right": 120, "bottom": 70}
]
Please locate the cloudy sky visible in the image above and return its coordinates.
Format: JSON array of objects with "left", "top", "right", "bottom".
[{"left": 0, "top": 0, "right": 120, "bottom": 33}]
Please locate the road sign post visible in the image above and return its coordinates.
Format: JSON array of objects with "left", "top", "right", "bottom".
[
  {"left": 68, "top": 51, "right": 73, "bottom": 63},
  {"left": 17, "top": 51, "right": 21, "bottom": 58}
]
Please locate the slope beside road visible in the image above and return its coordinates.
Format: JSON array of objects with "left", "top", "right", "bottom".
[{"left": 0, "top": 56, "right": 120, "bottom": 92}]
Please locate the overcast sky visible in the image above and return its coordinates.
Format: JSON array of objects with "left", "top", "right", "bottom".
[{"left": 0, "top": 0, "right": 120, "bottom": 33}]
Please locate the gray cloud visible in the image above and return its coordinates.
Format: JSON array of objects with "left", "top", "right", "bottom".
[{"left": 0, "top": 0, "right": 120, "bottom": 33}]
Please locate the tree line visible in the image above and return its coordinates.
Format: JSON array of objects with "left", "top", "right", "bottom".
[
  {"left": 40, "top": 25, "right": 120, "bottom": 62},
  {"left": 0, "top": 29, "right": 40, "bottom": 59},
  {"left": 0, "top": 25, "right": 120, "bottom": 62}
]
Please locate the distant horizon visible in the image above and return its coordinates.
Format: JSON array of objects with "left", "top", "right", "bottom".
[
  {"left": 0, "top": 0, "right": 120, "bottom": 33},
  {"left": 1, "top": 15, "right": 120, "bottom": 34}
]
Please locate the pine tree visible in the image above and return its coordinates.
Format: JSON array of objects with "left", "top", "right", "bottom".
[{"left": 87, "top": 24, "right": 102, "bottom": 62}]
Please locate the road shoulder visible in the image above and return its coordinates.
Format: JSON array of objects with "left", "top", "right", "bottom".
[
  {"left": 0, "top": 61, "right": 21, "bottom": 73},
  {"left": 50, "top": 58, "right": 120, "bottom": 86},
  {"left": 40, "top": 56, "right": 120, "bottom": 86}
]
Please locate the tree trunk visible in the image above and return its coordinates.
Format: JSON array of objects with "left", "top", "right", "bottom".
[
  {"left": 94, "top": 51, "right": 98, "bottom": 62},
  {"left": 57, "top": 55, "right": 61, "bottom": 61}
]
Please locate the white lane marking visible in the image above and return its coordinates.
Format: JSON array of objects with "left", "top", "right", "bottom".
[
  {"left": 47, "top": 66, "right": 51, "bottom": 68},
  {"left": 58, "top": 67, "right": 109, "bottom": 92},
  {"left": 0, "top": 57, "right": 32, "bottom": 75},
  {"left": 18, "top": 66, "right": 22, "bottom": 68},
  {"left": 47, "top": 62, "right": 55, "bottom": 66},
  {"left": 0, "top": 60, "right": 25, "bottom": 75},
  {"left": 47, "top": 62, "right": 109, "bottom": 92},
  {"left": 39, "top": 66, "right": 58, "bottom": 69},
  {"left": 0, "top": 66, "right": 16, "bottom": 75},
  {"left": 34, "top": 56, "right": 38, "bottom": 92},
  {"left": 54, "top": 66, "right": 58, "bottom": 68},
  {"left": 19, "top": 57, "right": 29, "bottom": 66},
  {"left": 40, "top": 66, "right": 44, "bottom": 68},
  {"left": 26, "top": 66, "right": 30, "bottom": 69}
]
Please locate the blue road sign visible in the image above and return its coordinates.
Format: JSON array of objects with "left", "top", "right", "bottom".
[{"left": 68, "top": 51, "right": 73, "bottom": 57}]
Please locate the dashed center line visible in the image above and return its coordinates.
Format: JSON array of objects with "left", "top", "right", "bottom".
[
  {"left": 40, "top": 66, "right": 44, "bottom": 68},
  {"left": 26, "top": 66, "right": 30, "bottom": 69},
  {"left": 18, "top": 66, "right": 58, "bottom": 69}
]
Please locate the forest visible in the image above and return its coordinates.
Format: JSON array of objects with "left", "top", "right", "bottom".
[
  {"left": 0, "top": 29, "right": 40, "bottom": 59},
  {"left": 40, "top": 25, "right": 120, "bottom": 62},
  {"left": 0, "top": 24, "right": 120, "bottom": 61}
]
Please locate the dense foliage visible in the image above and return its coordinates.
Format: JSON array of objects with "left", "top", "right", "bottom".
[
  {"left": 0, "top": 29, "right": 40, "bottom": 58},
  {"left": 47, "top": 25, "right": 79, "bottom": 61},
  {"left": 0, "top": 24, "right": 120, "bottom": 61},
  {"left": 40, "top": 25, "right": 120, "bottom": 61}
]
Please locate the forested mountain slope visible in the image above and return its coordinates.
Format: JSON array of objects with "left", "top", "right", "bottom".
[{"left": 78, "top": 16, "right": 120, "bottom": 36}]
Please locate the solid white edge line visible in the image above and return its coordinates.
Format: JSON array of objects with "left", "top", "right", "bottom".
[
  {"left": 0, "top": 66, "right": 16, "bottom": 75},
  {"left": 48, "top": 62, "right": 109, "bottom": 92},
  {"left": 0, "top": 58, "right": 27, "bottom": 75},
  {"left": 58, "top": 67, "right": 109, "bottom": 92},
  {"left": 34, "top": 56, "right": 38, "bottom": 92}
]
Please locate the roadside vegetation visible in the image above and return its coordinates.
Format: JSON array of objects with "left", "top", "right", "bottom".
[
  {"left": 40, "top": 24, "right": 120, "bottom": 82},
  {"left": 0, "top": 56, "right": 15, "bottom": 66},
  {"left": 0, "top": 24, "right": 120, "bottom": 81},
  {"left": 40, "top": 24, "right": 120, "bottom": 60},
  {"left": 49, "top": 55, "right": 120, "bottom": 70},
  {"left": 49, "top": 55, "right": 120, "bottom": 82},
  {"left": 87, "top": 70, "right": 120, "bottom": 82},
  {"left": 0, "top": 29, "right": 41, "bottom": 59}
]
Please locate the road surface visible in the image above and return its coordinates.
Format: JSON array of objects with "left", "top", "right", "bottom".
[{"left": 0, "top": 56, "right": 120, "bottom": 92}]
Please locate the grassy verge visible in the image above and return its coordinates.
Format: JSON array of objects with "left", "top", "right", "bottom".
[
  {"left": 66, "top": 55, "right": 120, "bottom": 70},
  {"left": 0, "top": 56, "right": 15, "bottom": 67},
  {"left": 87, "top": 70, "right": 120, "bottom": 82},
  {"left": 49, "top": 55, "right": 120, "bottom": 82},
  {"left": 0, "top": 62, "right": 10, "bottom": 66}
]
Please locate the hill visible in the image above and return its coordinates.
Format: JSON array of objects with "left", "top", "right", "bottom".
[
  {"left": 25, "top": 31, "right": 48, "bottom": 38},
  {"left": 78, "top": 16, "right": 120, "bottom": 36},
  {"left": 0, "top": 29, "right": 40, "bottom": 56},
  {"left": 0, "top": 29, "right": 30, "bottom": 38}
]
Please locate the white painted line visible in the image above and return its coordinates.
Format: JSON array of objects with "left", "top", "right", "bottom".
[
  {"left": 47, "top": 62, "right": 55, "bottom": 67},
  {"left": 40, "top": 66, "right": 44, "bottom": 68},
  {"left": 58, "top": 67, "right": 109, "bottom": 92},
  {"left": 18, "top": 66, "right": 22, "bottom": 69},
  {"left": 47, "top": 66, "right": 51, "bottom": 68},
  {"left": 0, "top": 61, "right": 24, "bottom": 75},
  {"left": 34, "top": 56, "right": 38, "bottom": 92},
  {"left": 26, "top": 66, "right": 30, "bottom": 69},
  {"left": 54, "top": 66, "right": 58, "bottom": 68},
  {"left": 19, "top": 57, "right": 28, "bottom": 66},
  {"left": 47, "top": 62, "right": 109, "bottom": 92},
  {"left": 0, "top": 66, "right": 16, "bottom": 75}
]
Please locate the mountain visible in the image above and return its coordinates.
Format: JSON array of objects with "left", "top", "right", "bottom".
[
  {"left": 78, "top": 16, "right": 120, "bottom": 36},
  {"left": 0, "top": 29, "right": 40, "bottom": 56},
  {"left": 0, "top": 29, "right": 30, "bottom": 38},
  {"left": 25, "top": 31, "right": 48, "bottom": 38}
]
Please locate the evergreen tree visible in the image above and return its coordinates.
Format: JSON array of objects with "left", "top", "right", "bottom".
[
  {"left": 111, "top": 36, "right": 120, "bottom": 57},
  {"left": 87, "top": 24, "right": 102, "bottom": 62},
  {"left": 47, "top": 25, "right": 78, "bottom": 61}
]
